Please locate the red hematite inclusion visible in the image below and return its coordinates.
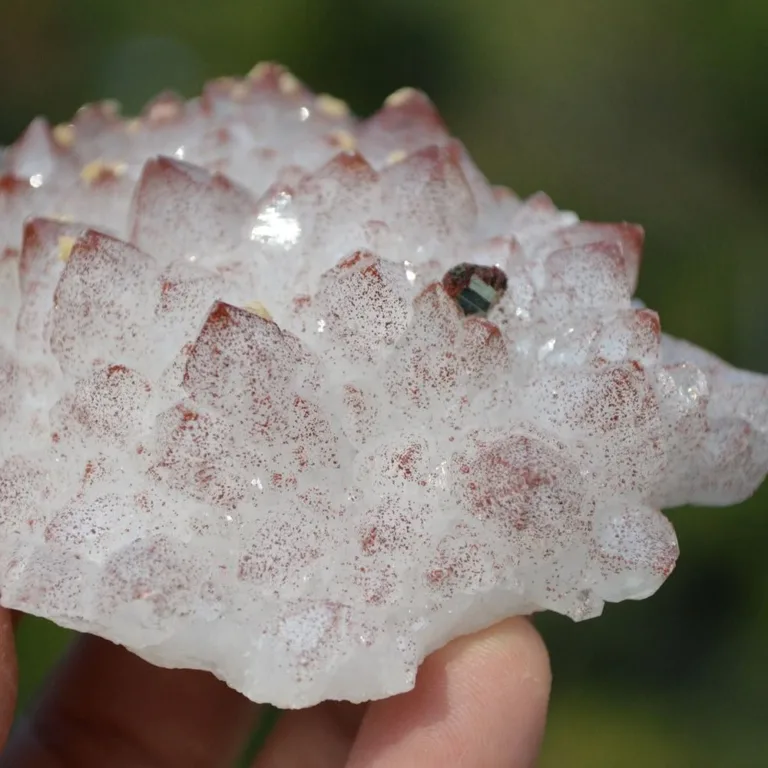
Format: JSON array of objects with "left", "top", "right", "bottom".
[{"left": 0, "top": 64, "right": 765, "bottom": 709}]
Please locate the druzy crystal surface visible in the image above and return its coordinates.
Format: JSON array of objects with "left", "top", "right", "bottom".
[{"left": 0, "top": 65, "right": 766, "bottom": 707}]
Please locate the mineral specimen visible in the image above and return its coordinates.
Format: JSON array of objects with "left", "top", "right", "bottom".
[{"left": 0, "top": 64, "right": 766, "bottom": 708}]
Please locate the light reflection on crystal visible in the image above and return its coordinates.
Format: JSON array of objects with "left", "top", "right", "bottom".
[
  {"left": 538, "top": 338, "right": 556, "bottom": 359},
  {"left": 249, "top": 192, "right": 301, "bottom": 248}
]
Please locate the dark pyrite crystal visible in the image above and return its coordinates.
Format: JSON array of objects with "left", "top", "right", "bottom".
[{"left": 441, "top": 263, "right": 508, "bottom": 316}]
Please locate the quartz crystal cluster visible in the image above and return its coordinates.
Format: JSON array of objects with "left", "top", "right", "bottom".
[{"left": 0, "top": 64, "right": 766, "bottom": 707}]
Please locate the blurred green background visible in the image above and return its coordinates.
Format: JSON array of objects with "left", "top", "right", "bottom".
[{"left": 2, "top": 0, "right": 768, "bottom": 765}]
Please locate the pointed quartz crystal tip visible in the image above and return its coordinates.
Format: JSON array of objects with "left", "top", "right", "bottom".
[
  {"left": 0, "top": 65, "right": 766, "bottom": 709},
  {"left": 4, "top": 118, "right": 68, "bottom": 185},
  {"left": 141, "top": 91, "right": 186, "bottom": 124}
]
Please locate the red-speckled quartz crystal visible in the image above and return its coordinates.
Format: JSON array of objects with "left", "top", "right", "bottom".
[{"left": 0, "top": 65, "right": 766, "bottom": 707}]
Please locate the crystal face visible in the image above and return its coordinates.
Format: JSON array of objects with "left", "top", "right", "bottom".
[{"left": 0, "top": 64, "right": 766, "bottom": 707}]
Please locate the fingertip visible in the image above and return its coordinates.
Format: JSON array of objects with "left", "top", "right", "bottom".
[
  {"left": 432, "top": 616, "right": 551, "bottom": 762},
  {"left": 347, "top": 617, "right": 551, "bottom": 768},
  {"left": 444, "top": 615, "right": 552, "bottom": 698},
  {"left": 0, "top": 609, "right": 18, "bottom": 751},
  {"left": 2, "top": 636, "right": 258, "bottom": 767}
]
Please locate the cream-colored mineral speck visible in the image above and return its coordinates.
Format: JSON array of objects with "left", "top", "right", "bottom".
[
  {"left": 80, "top": 160, "right": 128, "bottom": 184},
  {"left": 316, "top": 94, "right": 350, "bottom": 119},
  {"left": 50, "top": 213, "right": 74, "bottom": 223},
  {"left": 248, "top": 62, "right": 272, "bottom": 80},
  {"left": 329, "top": 130, "right": 357, "bottom": 153},
  {"left": 386, "top": 149, "right": 408, "bottom": 166},
  {"left": 125, "top": 118, "right": 143, "bottom": 134},
  {"left": 243, "top": 301, "right": 272, "bottom": 320},
  {"left": 278, "top": 71, "right": 301, "bottom": 96},
  {"left": 57, "top": 235, "right": 76, "bottom": 263},
  {"left": 214, "top": 76, "right": 236, "bottom": 90},
  {"left": 231, "top": 82, "right": 250, "bottom": 101},
  {"left": 385, "top": 87, "right": 419, "bottom": 108},
  {"left": 147, "top": 101, "right": 182, "bottom": 123},
  {"left": 52, "top": 124, "right": 75, "bottom": 148},
  {"left": 102, "top": 100, "right": 121, "bottom": 118}
]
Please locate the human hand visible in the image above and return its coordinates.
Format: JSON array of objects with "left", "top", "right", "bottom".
[{"left": 0, "top": 610, "right": 550, "bottom": 767}]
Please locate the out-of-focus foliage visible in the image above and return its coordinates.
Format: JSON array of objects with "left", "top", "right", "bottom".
[{"left": 1, "top": 0, "right": 767, "bottom": 765}]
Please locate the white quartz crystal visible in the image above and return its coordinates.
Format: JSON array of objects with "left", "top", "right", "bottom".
[{"left": 0, "top": 65, "right": 766, "bottom": 707}]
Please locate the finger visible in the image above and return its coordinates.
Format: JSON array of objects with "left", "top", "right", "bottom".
[
  {"left": 345, "top": 617, "right": 551, "bottom": 768},
  {"left": 2, "top": 634, "right": 261, "bottom": 768},
  {"left": 252, "top": 701, "right": 365, "bottom": 768},
  {"left": 0, "top": 608, "right": 17, "bottom": 752}
]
